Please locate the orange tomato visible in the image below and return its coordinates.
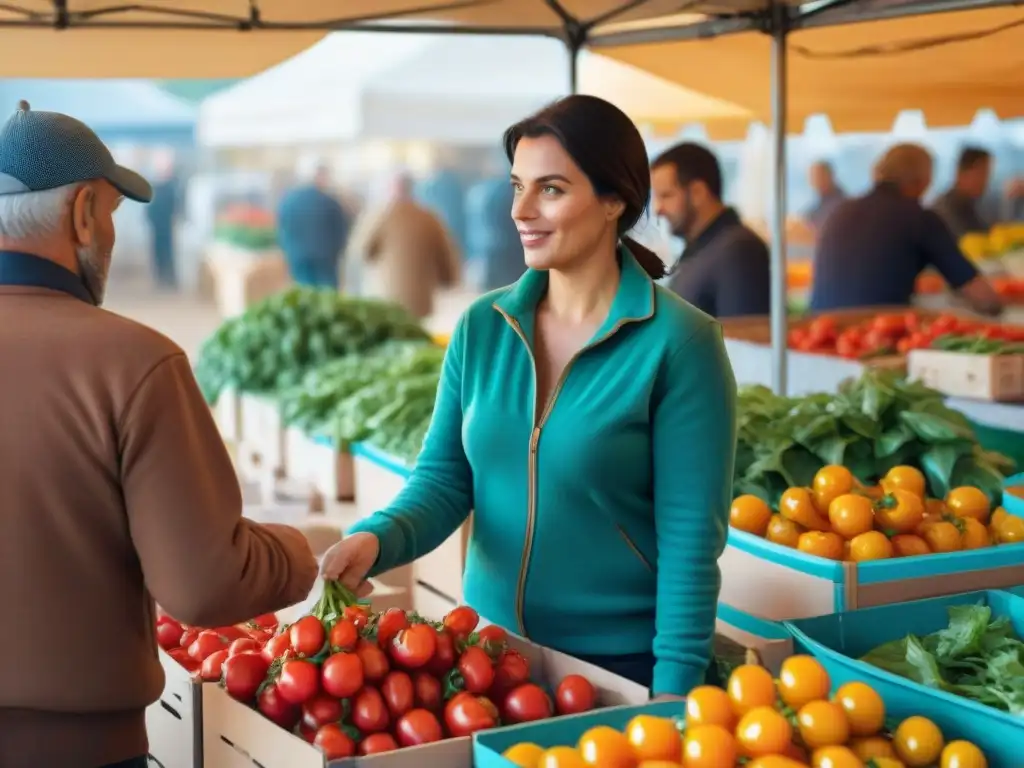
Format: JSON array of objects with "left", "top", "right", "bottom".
[
  {"left": 996, "top": 514, "right": 1024, "bottom": 544},
  {"left": 960, "top": 517, "right": 991, "bottom": 550},
  {"left": 849, "top": 735, "right": 897, "bottom": 760},
  {"left": 504, "top": 743, "right": 546, "bottom": 767},
  {"left": 827, "top": 494, "right": 875, "bottom": 539},
  {"left": 684, "top": 686, "right": 735, "bottom": 730},
  {"left": 778, "top": 655, "right": 831, "bottom": 710},
  {"left": 726, "top": 665, "right": 777, "bottom": 716},
  {"left": 681, "top": 724, "right": 737, "bottom": 768},
  {"left": 891, "top": 534, "right": 931, "bottom": 558},
  {"left": 811, "top": 745, "right": 863, "bottom": 768},
  {"left": 798, "top": 531, "right": 845, "bottom": 560},
  {"left": 923, "top": 521, "right": 963, "bottom": 553},
  {"left": 766, "top": 514, "right": 805, "bottom": 548},
  {"left": 833, "top": 682, "right": 885, "bottom": 737},
  {"left": 849, "top": 530, "right": 895, "bottom": 561},
  {"left": 577, "top": 726, "right": 635, "bottom": 768},
  {"left": 735, "top": 706, "right": 793, "bottom": 757},
  {"left": 894, "top": 716, "right": 944, "bottom": 767},
  {"left": 945, "top": 487, "right": 991, "bottom": 523},
  {"left": 539, "top": 747, "right": 588, "bottom": 768},
  {"left": 797, "top": 700, "right": 850, "bottom": 750},
  {"left": 926, "top": 498, "right": 948, "bottom": 517},
  {"left": 940, "top": 740, "right": 988, "bottom": 768},
  {"left": 625, "top": 715, "right": 681, "bottom": 762},
  {"left": 813, "top": 465, "right": 855, "bottom": 513},
  {"left": 875, "top": 489, "right": 925, "bottom": 533},
  {"left": 746, "top": 757, "right": 808, "bottom": 768},
  {"left": 730, "top": 495, "right": 773, "bottom": 536},
  {"left": 882, "top": 466, "right": 927, "bottom": 498},
  {"left": 990, "top": 506, "right": 1008, "bottom": 529},
  {"left": 780, "top": 487, "right": 831, "bottom": 531}
]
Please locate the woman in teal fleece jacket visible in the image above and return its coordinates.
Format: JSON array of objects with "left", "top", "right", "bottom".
[{"left": 323, "top": 95, "right": 738, "bottom": 698}]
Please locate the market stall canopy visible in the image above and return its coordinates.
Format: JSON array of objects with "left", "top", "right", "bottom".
[
  {"left": 197, "top": 32, "right": 754, "bottom": 147},
  {"left": 0, "top": 79, "right": 196, "bottom": 144},
  {"left": 596, "top": 4, "right": 1024, "bottom": 132}
]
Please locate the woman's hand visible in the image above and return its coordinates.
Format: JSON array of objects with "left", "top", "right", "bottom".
[{"left": 319, "top": 532, "right": 380, "bottom": 596}]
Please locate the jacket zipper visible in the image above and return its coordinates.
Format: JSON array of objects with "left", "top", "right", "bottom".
[{"left": 494, "top": 304, "right": 648, "bottom": 637}]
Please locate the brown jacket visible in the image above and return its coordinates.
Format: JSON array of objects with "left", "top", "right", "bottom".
[
  {"left": 0, "top": 284, "right": 318, "bottom": 768},
  {"left": 346, "top": 198, "right": 461, "bottom": 318}
]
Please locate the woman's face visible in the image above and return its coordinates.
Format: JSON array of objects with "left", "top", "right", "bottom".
[{"left": 510, "top": 135, "right": 622, "bottom": 271}]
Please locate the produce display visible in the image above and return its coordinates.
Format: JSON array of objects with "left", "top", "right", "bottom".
[
  {"left": 730, "top": 462, "right": 1024, "bottom": 561},
  {"left": 194, "top": 289, "right": 430, "bottom": 404},
  {"left": 927, "top": 334, "right": 1024, "bottom": 356},
  {"left": 861, "top": 602, "right": 1024, "bottom": 719},
  {"left": 278, "top": 341, "right": 444, "bottom": 462},
  {"left": 735, "top": 370, "right": 1013, "bottom": 508},
  {"left": 158, "top": 583, "right": 600, "bottom": 760},
  {"left": 500, "top": 656, "right": 988, "bottom": 767},
  {"left": 213, "top": 204, "right": 277, "bottom": 252},
  {"left": 787, "top": 312, "right": 1024, "bottom": 360}
]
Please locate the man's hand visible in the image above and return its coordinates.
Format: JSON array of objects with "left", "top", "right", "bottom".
[{"left": 319, "top": 532, "right": 380, "bottom": 597}]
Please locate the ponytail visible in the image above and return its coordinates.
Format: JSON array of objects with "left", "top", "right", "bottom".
[{"left": 621, "top": 236, "right": 667, "bottom": 280}]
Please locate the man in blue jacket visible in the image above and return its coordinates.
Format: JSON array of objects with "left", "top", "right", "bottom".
[{"left": 277, "top": 161, "right": 350, "bottom": 289}]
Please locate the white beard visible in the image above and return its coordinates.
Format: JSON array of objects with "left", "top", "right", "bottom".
[{"left": 76, "top": 242, "right": 109, "bottom": 306}]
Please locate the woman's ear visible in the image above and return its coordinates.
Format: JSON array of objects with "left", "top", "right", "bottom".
[
  {"left": 71, "top": 185, "right": 95, "bottom": 247},
  {"left": 603, "top": 197, "right": 626, "bottom": 222}
]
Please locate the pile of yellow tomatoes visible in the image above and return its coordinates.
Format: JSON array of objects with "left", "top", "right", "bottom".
[
  {"left": 729, "top": 464, "right": 1024, "bottom": 561},
  {"left": 500, "top": 656, "right": 987, "bottom": 767}
]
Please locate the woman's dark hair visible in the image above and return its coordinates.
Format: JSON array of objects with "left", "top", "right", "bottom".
[{"left": 502, "top": 94, "right": 666, "bottom": 280}]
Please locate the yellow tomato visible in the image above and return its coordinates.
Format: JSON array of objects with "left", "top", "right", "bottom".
[
  {"left": 946, "top": 487, "right": 991, "bottom": 523},
  {"left": 797, "top": 700, "right": 850, "bottom": 750},
  {"left": 872, "top": 759, "right": 908, "bottom": 768},
  {"left": 893, "top": 716, "right": 944, "bottom": 767},
  {"left": 990, "top": 506, "right": 1008, "bottom": 529},
  {"left": 637, "top": 762, "right": 682, "bottom": 768},
  {"left": 747, "top": 757, "right": 809, "bottom": 768},
  {"left": 577, "top": 727, "right": 635, "bottom": 768},
  {"left": 850, "top": 735, "right": 897, "bottom": 760},
  {"left": 828, "top": 493, "right": 875, "bottom": 539},
  {"left": 681, "top": 724, "right": 737, "bottom": 768},
  {"left": 926, "top": 498, "right": 948, "bottom": 517},
  {"left": 684, "top": 685, "right": 735, "bottom": 730},
  {"left": 882, "top": 466, "right": 927, "bottom": 498},
  {"left": 781, "top": 487, "right": 831, "bottom": 531},
  {"left": 504, "top": 743, "right": 546, "bottom": 767},
  {"left": 891, "top": 534, "right": 931, "bottom": 558},
  {"left": 960, "top": 517, "right": 991, "bottom": 549},
  {"left": 875, "top": 489, "right": 926, "bottom": 533},
  {"left": 726, "top": 665, "right": 777, "bottom": 716},
  {"left": 923, "top": 521, "right": 963, "bottom": 553},
  {"left": 996, "top": 514, "right": 1024, "bottom": 544},
  {"left": 833, "top": 681, "right": 885, "bottom": 736},
  {"left": 798, "top": 531, "right": 845, "bottom": 561},
  {"left": 539, "top": 747, "right": 588, "bottom": 768},
  {"left": 778, "top": 655, "right": 831, "bottom": 709},
  {"left": 811, "top": 745, "right": 862, "bottom": 768},
  {"left": 625, "top": 714, "right": 682, "bottom": 762},
  {"left": 813, "top": 465, "right": 856, "bottom": 512},
  {"left": 940, "top": 740, "right": 988, "bottom": 768},
  {"left": 735, "top": 706, "right": 794, "bottom": 757},
  {"left": 849, "top": 530, "right": 895, "bottom": 561},
  {"left": 767, "top": 514, "right": 805, "bottom": 548},
  {"left": 731, "top": 495, "right": 773, "bottom": 536}
]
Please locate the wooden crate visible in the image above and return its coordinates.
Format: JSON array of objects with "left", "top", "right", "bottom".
[{"left": 908, "top": 349, "right": 1024, "bottom": 402}]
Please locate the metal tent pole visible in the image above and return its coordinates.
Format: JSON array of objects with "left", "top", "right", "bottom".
[{"left": 768, "top": 2, "right": 790, "bottom": 396}]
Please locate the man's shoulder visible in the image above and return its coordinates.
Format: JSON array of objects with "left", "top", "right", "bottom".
[
  {"left": 719, "top": 221, "right": 770, "bottom": 263},
  {"left": 87, "top": 306, "right": 187, "bottom": 365}
]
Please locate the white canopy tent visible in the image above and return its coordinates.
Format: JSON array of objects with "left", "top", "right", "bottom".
[{"left": 197, "top": 32, "right": 753, "bottom": 148}]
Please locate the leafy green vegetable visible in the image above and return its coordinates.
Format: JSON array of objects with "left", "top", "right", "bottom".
[
  {"left": 931, "top": 333, "right": 1024, "bottom": 355},
  {"left": 860, "top": 602, "right": 1024, "bottom": 716},
  {"left": 194, "top": 288, "right": 430, "bottom": 403},
  {"left": 735, "top": 368, "right": 1013, "bottom": 507}
]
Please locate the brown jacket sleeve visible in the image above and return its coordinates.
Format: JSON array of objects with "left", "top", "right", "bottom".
[{"left": 118, "top": 353, "right": 318, "bottom": 627}]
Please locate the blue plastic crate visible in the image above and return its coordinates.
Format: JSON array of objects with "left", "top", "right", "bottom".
[
  {"left": 1001, "top": 471, "right": 1024, "bottom": 518},
  {"left": 473, "top": 701, "right": 684, "bottom": 768},
  {"left": 785, "top": 589, "right": 1024, "bottom": 768}
]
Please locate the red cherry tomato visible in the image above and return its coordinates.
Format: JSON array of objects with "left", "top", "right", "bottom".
[
  {"left": 444, "top": 693, "right": 499, "bottom": 737},
  {"left": 391, "top": 624, "right": 437, "bottom": 669},
  {"left": 289, "top": 616, "right": 326, "bottom": 657},
  {"left": 313, "top": 723, "right": 356, "bottom": 759},
  {"left": 257, "top": 683, "right": 300, "bottom": 729},
  {"left": 477, "top": 625, "right": 508, "bottom": 648},
  {"left": 555, "top": 675, "right": 597, "bottom": 715},
  {"left": 359, "top": 733, "right": 399, "bottom": 755},
  {"left": 414, "top": 671, "right": 443, "bottom": 711},
  {"left": 458, "top": 646, "right": 495, "bottom": 694},
  {"left": 276, "top": 659, "right": 320, "bottom": 704},
  {"left": 168, "top": 647, "right": 199, "bottom": 673},
  {"left": 502, "top": 683, "right": 553, "bottom": 724},
  {"left": 351, "top": 686, "right": 390, "bottom": 733},
  {"left": 188, "top": 630, "right": 228, "bottom": 662},
  {"left": 251, "top": 613, "right": 279, "bottom": 631},
  {"left": 156, "top": 619, "right": 184, "bottom": 650},
  {"left": 442, "top": 606, "right": 480, "bottom": 639},
  {"left": 213, "top": 625, "right": 249, "bottom": 642},
  {"left": 228, "top": 638, "right": 260, "bottom": 657},
  {"left": 199, "top": 649, "right": 228, "bottom": 682},
  {"left": 343, "top": 605, "right": 369, "bottom": 630},
  {"left": 381, "top": 670, "right": 415, "bottom": 718},
  {"left": 262, "top": 632, "right": 291, "bottom": 663},
  {"left": 223, "top": 652, "right": 270, "bottom": 703},
  {"left": 301, "top": 693, "right": 344, "bottom": 729},
  {"left": 328, "top": 619, "right": 359, "bottom": 652},
  {"left": 491, "top": 649, "right": 530, "bottom": 700},
  {"left": 179, "top": 627, "right": 199, "bottom": 649},
  {"left": 320, "top": 652, "right": 364, "bottom": 699},
  {"left": 377, "top": 609, "right": 410, "bottom": 648},
  {"left": 355, "top": 638, "right": 390, "bottom": 683},
  {"left": 426, "top": 630, "right": 456, "bottom": 677},
  {"left": 394, "top": 708, "right": 444, "bottom": 747}
]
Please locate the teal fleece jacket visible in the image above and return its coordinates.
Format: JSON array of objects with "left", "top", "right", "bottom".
[{"left": 349, "top": 249, "right": 737, "bottom": 696}]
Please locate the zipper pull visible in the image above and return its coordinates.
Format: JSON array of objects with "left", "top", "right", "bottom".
[{"left": 529, "top": 427, "right": 540, "bottom": 453}]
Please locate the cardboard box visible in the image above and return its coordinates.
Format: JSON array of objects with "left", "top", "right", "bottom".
[
  {"left": 285, "top": 429, "right": 356, "bottom": 503},
  {"left": 720, "top": 528, "right": 1024, "bottom": 622},
  {"left": 202, "top": 633, "right": 649, "bottom": 768},
  {"left": 715, "top": 603, "right": 793, "bottom": 675},
  {"left": 206, "top": 244, "right": 291, "bottom": 319},
  {"left": 239, "top": 394, "right": 287, "bottom": 480},
  {"left": 146, "top": 649, "right": 202, "bottom": 768},
  {"left": 908, "top": 348, "right": 1024, "bottom": 402}
]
